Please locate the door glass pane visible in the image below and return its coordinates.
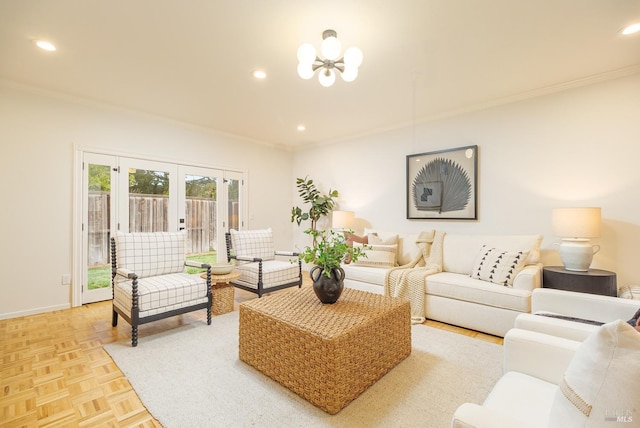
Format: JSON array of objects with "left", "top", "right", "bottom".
[
  {"left": 87, "top": 164, "right": 111, "bottom": 290},
  {"left": 185, "top": 174, "right": 218, "bottom": 268},
  {"left": 227, "top": 178, "right": 240, "bottom": 231},
  {"left": 128, "top": 168, "right": 170, "bottom": 232}
]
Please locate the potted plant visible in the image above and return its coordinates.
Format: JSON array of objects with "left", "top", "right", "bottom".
[
  {"left": 299, "top": 228, "right": 367, "bottom": 304},
  {"left": 291, "top": 176, "right": 339, "bottom": 246}
]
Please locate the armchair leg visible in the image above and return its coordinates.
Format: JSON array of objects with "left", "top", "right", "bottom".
[
  {"left": 207, "top": 306, "right": 212, "bottom": 325},
  {"left": 112, "top": 309, "right": 118, "bottom": 326},
  {"left": 132, "top": 325, "right": 138, "bottom": 347}
]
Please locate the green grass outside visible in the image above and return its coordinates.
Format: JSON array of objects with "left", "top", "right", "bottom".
[{"left": 88, "top": 252, "right": 218, "bottom": 290}]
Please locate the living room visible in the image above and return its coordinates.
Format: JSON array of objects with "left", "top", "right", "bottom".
[{"left": 1, "top": 1, "right": 640, "bottom": 426}]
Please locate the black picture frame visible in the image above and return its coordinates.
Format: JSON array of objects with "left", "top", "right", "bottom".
[{"left": 406, "top": 145, "right": 478, "bottom": 220}]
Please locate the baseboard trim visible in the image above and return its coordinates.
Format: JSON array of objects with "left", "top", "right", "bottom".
[{"left": 0, "top": 303, "right": 72, "bottom": 321}]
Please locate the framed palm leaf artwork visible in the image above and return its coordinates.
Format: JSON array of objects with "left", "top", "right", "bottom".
[{"left": 406, "top": 145, "right": 478, "bottom": 220}]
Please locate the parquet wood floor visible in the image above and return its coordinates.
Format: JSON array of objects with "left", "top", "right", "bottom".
[{"left": 1, "top": 282, "right": 502, "bottom": 427}]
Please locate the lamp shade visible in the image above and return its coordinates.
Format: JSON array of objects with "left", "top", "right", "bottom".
[
  {"left": 332, "top": 210, "right": 354, "bottom": 229},
  {"left": 552, "top": 207, "right": 601, "bottom": 238}
]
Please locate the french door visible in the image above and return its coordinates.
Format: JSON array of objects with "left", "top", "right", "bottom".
[{"left": 77, "top": 151, "right": 244, "bottom": 305}]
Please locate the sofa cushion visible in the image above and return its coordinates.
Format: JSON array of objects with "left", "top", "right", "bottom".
[
  {"left": 442, "top": 234, "right": 542, "bottom": 275},
  {"left": 426, "top": 272, "right": 531, "bottom": 312},
  {"left": 482, "top": 371, "right": 558, "bottom": 428},
  {"left": 548, "top": 320, "right": 640, "bottom": 426},
  {"left": 342, "top": 263, "right": 387, "bottom": 286},
  {"left": 114, "top": 272, "right": 208, "bottom": 315},
  {"left": 470, "top": 245, "right": 530, "bottom": 286},
  {"left": 235, "top": 260, "right": 300, "bottom": 289}
]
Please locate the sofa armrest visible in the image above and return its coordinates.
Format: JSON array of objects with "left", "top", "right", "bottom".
[
  {"left": 511, "top": 263, "right": 542, "bottom": 291},
  {"left": 503, "top": 328, "right": 579, "bottom": 385},
  {"left": 452, "top": 403, "right": 532, "bottom": 428},
  {"left": 531, "top": 288, "right": 639, "bottom": 323}
]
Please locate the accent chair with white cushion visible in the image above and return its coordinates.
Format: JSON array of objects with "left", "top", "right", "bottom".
[
  {"left": 452, "top": 320, "right": 640, "bottom": 427},
  {"left": 225, "top": 228, "right": 302, "bottom": 297},
  {"left": 515, "top": 287, "right": 639, "bottom": 342},
  {"left": 111, "top": 232, "right": 212, "bottom": 347}
]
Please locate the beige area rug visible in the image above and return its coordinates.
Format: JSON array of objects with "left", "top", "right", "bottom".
[{"left": 104, "top": 311, "right": 502, "bottom": 428}]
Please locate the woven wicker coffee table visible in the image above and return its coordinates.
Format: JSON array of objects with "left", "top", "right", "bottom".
[{"left": 239, "top": 287, "right": 411, "bottom": 414}]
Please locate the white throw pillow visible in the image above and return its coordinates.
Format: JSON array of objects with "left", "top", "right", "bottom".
[
  {"left": 469, "top": 245, "right": 529, "bottom": 286},
  {"left": 353, "top": 242, "right": 398, "bottom": 268},
  {"left": 547, "top": 320, "right": 640, "bottom": 427}
]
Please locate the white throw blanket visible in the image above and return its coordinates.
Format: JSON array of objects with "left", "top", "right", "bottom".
[{"left": 384, "top": 230, "right": 445, "bottom": 324}]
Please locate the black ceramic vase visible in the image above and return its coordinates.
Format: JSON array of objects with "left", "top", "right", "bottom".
[{"left": 309, "top": 265, "right": 345, "bottom": 304}]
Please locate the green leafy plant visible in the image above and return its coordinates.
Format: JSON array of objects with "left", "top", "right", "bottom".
[
  {"left": 298, "top": 229, "right": 367, "bottom": 278},
  {"left": 291, "top": 176, "right": 339, "bottom": 238}
]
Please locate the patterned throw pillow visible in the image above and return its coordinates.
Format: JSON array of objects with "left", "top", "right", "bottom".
[
  {"left": 353, "top": 242, "right": 398, "bottom": 268},
  {"left": 470, "top": 245, "right": 529, "bottom": 286}
]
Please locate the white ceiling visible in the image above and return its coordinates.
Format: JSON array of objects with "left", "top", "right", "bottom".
[{"left": 1, "top": 0, "right": 639, "bottom": 150}]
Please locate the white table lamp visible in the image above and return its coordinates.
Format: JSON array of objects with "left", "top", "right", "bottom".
[
  {"left": 552, "top": 207, "right": 601, "bottom": 271},
  {"left": 332, "top": 210, "right": 354, "bottom": 230}
]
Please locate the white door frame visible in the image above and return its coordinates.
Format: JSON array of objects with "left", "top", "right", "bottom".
[{"left": 72, "top": 146, "right": 246, "bottom": 307}]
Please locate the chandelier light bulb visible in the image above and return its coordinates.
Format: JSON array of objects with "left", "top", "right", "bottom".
[
  {"left": 297, "top": 43, "right": 316, "bottom": 64},
  {"left": 340, "top": 66, "right": 358, "bottom": 82},
  {"left": 321, "top": 35, "right": 342, "bottom": 61},
  {"left": 343, "top": 47, "right": 363, "bottom": 68},
  {"left": 297, "top": 62, "right": 315, "bottom": 79},
  {"left": 318, "top": 68, "right": 336, "bottom": 87}
]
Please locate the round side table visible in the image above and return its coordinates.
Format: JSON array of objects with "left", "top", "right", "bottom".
[
  {"left": 542, "top": 266, "right": 617, "bottom": 297},
  {"left": 201, "top": 270, "right": 240, "bottom": 315}
]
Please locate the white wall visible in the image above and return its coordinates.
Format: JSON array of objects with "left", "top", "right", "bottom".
[
  {"left": 3, "top": 72, "right": 639, "bottom": 319},
  {"left": 292, "top": 72, "right": 640, "bottom": 289},
  {"left": 0, "top": 81, "right": 294, "bottom": 319}
]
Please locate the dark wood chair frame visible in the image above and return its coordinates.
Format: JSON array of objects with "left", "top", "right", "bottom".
[
  {"left": 225, "top": 232, "right": 302, "bottom": 298},
  {"left": 110, "top": 237, "right": 213, "bottom": 347}
]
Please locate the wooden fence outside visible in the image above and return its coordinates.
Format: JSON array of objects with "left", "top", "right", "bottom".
[{"left": 88, "top": 193, "right": 218, "bottom": 266}]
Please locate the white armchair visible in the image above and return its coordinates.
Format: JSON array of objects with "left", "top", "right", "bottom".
[
  {"left": 225, "top": 228, "right": 302, "bottom": 297},
  {"left": 515, "top": 288, "right": 639, "bottom": 341},
  {"left": 111, "top": 232, "right": 212, "bottom": 347},
  {"left": 452, "top": 321, "right": 640, "bottom": 427}
]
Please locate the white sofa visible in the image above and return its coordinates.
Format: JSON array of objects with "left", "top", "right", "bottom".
[
  {"left": 515, "top": 287, "right": 640, "bottom": 341},
  {"left": 342, "top": 230, "right": 543, "bottom": 336},
  {"left": 452, "top": 321, "right": 640, "bottom": 427}
]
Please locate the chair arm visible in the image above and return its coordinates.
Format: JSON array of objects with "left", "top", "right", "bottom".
[
  {"left": 230, "top": 255, "right": 262, "bottom": 263},
  {"left": 503, "top": 328, "right": 580, "bottom": 385},
  {"left": 114, "top": 267, "right": 137, "bottom": 279},
  {"left": 531, "top": 288, "right": 638, "bottom": 323},
  {"left": 185, "top": 261, "right": 211, "bottom": 269},
  {"left": 275, "top": 251, "right": 299, "bottom": 257},
  {"left": 452, "top": 403, "right": 531, "bottom": 428}
]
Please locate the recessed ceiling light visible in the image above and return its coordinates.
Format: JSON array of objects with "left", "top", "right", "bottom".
[
  {"left": 252, "top": 70, "right": 267, "bottom": 79},
  {"left": 34, "top": 40, "right": 56, "bottom": 51},
  {"left": 622, "top": 22, "right": 640, "bottom": 35},
  {"left": 297, "top": 125, "right": 306, "bottom": 131}
]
